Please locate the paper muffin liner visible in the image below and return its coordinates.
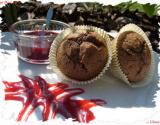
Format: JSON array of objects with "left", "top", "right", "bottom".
[
  {"left": 49, "top": 25, "right": 112, "bottom": 85},
  {"left": 111, "top": 23, "right": 155, "bottom": 88}
]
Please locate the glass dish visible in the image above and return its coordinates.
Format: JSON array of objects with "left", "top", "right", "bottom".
[{"left": 11, "top": 19, "right": 70, "bottom": 64}]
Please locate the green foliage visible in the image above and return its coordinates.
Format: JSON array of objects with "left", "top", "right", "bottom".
[{"left": 115, "top": 1, "right": 160, "bottom": 17}]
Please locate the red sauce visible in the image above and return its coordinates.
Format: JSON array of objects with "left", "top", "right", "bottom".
[
  {"left": 24, "top": 31, "right": 58, "bottom": 36},
  {"left": 3, "top": 75, "right": 106, "bottom": 123},
  {"left": 17, "top": 31, "right": 58, "bottom": 61}
]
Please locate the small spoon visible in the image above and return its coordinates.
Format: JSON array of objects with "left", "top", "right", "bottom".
[
  {"left": 40, "top": 7, "right": 54, "bottom": 41},
  {"left": 42, "top": 7, "right": 54, "bottom": 30}
]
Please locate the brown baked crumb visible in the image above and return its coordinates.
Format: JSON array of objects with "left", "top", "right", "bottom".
[
  {"left": 56, "top": 31, "right": 108, "bottom": 81},
  {"left": 122, "top": 32, "right": 145, "bottom": 55},
  {"left": 117, "top": 31, "right": 151, "bottom": 83}
]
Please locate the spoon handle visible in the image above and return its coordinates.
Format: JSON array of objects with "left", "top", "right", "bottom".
[{"left": 45, "top": 7, "right": 54, "bottom": 28}]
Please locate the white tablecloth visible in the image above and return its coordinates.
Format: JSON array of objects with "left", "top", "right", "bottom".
[{"left": 0, "top": 32, "right": 160, "bottom": 125}]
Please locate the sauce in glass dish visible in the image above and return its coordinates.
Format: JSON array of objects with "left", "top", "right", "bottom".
[{"left": 17, "top": 30, "right": 58, "bottom": 62}]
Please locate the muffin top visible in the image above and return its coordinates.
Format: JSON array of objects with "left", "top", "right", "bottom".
[
  {"left": 56, "top": 30, "right": 108, "bottom": 81},
  {"left": 117, "top": 31, "right": 151, "bottom": 83}
]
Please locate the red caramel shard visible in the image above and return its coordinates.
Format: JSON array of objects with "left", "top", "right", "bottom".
[{"left": 3, "top": 75, "right": 106, "bottom": 123}]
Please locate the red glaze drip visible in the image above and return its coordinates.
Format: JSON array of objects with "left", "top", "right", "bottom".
[{"left": 3, "top": 75, "right": 106, "bottom": 123}]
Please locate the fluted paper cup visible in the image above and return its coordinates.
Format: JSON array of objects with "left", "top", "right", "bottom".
[
  {"left": 111, "top": 24, "right": 155, "bottom": 88},
  {"left": 49, "top": 25, "right": 112, "bottom": 85}
]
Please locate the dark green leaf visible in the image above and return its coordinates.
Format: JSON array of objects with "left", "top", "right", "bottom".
[{"left": 115, "top": 1, "right": 159, "bottom": 17}]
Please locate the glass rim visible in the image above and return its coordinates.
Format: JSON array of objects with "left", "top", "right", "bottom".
[{"left": 10, "top": 19, "right": 70, "bottom": 38}]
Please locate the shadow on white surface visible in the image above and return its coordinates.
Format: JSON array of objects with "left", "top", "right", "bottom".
[
  {"left": 0, "top": 32, "right": 15, "bottom": 53},
  {"left": 1, "top": 32, "right": 160, "bottom": 109},
  {"left": 71, "top": 52, "right": 160, "bottom": 108},
  {"left": 1, "top": 32, "right": 160, "bottom": 124}
]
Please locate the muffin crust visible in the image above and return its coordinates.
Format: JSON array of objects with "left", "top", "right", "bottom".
[
  {"left": 117, "top": 31, "right": 151, "bottom": 83},
  {"left": 56, "top": 31, "right": 108, "bottom": 81}
]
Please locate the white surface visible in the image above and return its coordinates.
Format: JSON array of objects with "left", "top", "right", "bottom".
[
  {"left": 0, "top": 0, "right": 160, "bottom": 124},
  {"left": 0, "top": 32, "right": 160, "bottom": 125}
]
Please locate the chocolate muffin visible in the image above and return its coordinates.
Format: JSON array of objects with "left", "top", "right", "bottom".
[
  {"left": 117, "top": 31, "right": 151, "bottom": 82},
  {"left": 56, "top": 31, "right": 108, "bottom": 81},
  {"left": 111, "top": 24, "right": 154, "bottom": 87}
]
